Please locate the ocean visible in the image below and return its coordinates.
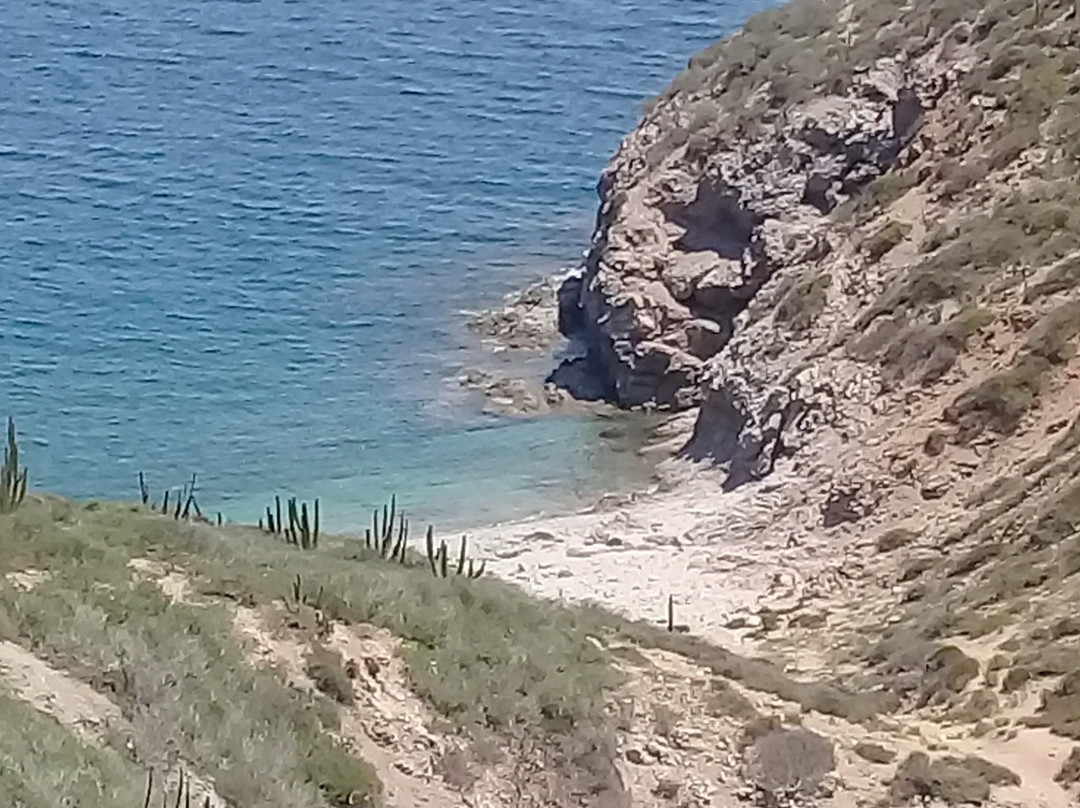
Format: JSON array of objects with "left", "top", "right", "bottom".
[{"left": 1, "top": 0, "right": 769, "bottom": 530}]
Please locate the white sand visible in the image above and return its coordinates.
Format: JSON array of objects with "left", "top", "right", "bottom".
[{"left": 469, "top": 459, "right": 858, "bottom": 648}]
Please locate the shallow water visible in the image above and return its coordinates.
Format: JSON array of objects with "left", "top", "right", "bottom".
[{"left": 1, "top": 0, "right": 770, "bottom": 530}]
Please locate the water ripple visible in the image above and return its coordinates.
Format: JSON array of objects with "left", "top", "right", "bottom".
[{"left": 1, "top": 0, "right": 772, "bottom": 527}]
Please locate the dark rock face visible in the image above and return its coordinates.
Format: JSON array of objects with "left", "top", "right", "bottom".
[{"left": 664, "top": 180, "right": 759, "bottom": 259}]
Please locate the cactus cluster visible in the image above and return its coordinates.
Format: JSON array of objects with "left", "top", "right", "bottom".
[
  {"left": 425, "top": 529, "right": 485, "bottom": 580},
  {"left": 261, "top": 495, "right": 320, "bottom": 549},
  {"left": 139, "top": 472, "right": 206, "bottom": 522},
  {"left": 364, "top": 495, "right": 410, "bottom": 562},
  {"left": 361, "top": 496, "right": 486, "bottom": 579},
  {"left": 142, "top": 767, "right": 210, "bottom": 808},
  {"left": 1, "top": 418, "right": 28, "bottom": 514},
  {"left": 288, "top": 573, "right": 324, "bottom": 611}
]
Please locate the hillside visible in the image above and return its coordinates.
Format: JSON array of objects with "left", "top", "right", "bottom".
[
  {"left": 538, "top": 0, "right": 1080, "bottom": 803},
  {"left": 8, "top": 0, "right": 1080, "bottom": 806}
]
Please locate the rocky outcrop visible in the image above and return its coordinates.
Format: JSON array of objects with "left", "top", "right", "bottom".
[
  {"left": 553, "top": 56, "right": 936, "bottom": 412},
  {"left": 548, "top": 0, "right": 1080, "bottom": 490}
]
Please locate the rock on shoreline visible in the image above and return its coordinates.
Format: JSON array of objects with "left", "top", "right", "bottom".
[{"left": 553, "top": 59, "right": 931, "bottom": 412}]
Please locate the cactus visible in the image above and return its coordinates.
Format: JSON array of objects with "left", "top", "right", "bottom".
[
  {"left": 456, "top": 535, "right": 468, "bottom": 576},
  {"left": 142, "top": 766, "right": 211, "bottom": 808},
  {"left": 391, "top": 515, "right": 408, "bottom": 562},
  {"left": 262, "top": 495, "right": 319, "bottom": 549},
  {"left": 365, "top": 496, "right": 412, "bottom": 561},
  {"left": 287, "top": 573, "right": 324, "bottom": 612},
  {"left": 424, "top": 529, "right": 485, "bottom": 580},
  {"left": 1, "top": 419, "right": 28, "bottom": 514},
  {"left": 300, "top": 501, "right": 310, "bottom": 549},
  {"left": 425, "top": 526, "right": 437, "bottom": 575}
]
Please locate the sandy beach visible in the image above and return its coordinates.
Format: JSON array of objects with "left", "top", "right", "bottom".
[{"left": 468, "top": 451, "right": 861, "bottom": 651}]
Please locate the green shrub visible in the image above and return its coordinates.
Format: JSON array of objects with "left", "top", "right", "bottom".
[
  {"left": 307, "top": 645, "right": 355, "bottom": 706},
  {"left": 774, "top": 272, "right": 831, "bottom": 332},
  {"left": 864, "top": 220, "right": 912, "bottom": 262}
]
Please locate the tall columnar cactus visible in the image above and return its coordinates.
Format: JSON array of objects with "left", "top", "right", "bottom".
[
  {"left": 365, "top": 495, "right": 409, "bottom": 562},
  {"left": 263, "top": 495, "right": 320, "bottom": 550},
  {"left": 1, "top": 418, "right": 28, "bottom": 514},
  {"left": 425, "top": 529, "right": 485, "bottom": 580}
]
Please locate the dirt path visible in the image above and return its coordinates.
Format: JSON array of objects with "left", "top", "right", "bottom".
[{"left": 232, "top": 605, "right": 469, "bottom": 808}]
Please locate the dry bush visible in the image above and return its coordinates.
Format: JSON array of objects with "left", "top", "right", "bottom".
[
  {"left": 864, "top": 220, "right": 912, "bottom": 262},
  {"left": 985, "top": 124, "right": 1039, "bottom": 171},
  {"left": 307, "top": 645, "right": 355, "bottom": 706},
  {"left": 746, "top": 728, "right": 835, "bottom": 800},
  {"left": 1025, "top": 253, "right": 1080, "bottom": 302},
  {"left": 937, "top": 159, "right": 984, "bottom": 198},
  {"left": 854, "top": 740, "right": 895, "bottom": 764},
  {"left": 880, "top": 306, "right": 994, "bottom": 385},
  {"left": 892, "top": 752, "right": 1019, "bottom": 804},
  {"left": 1056, "top": 747, "right": 1080, "bottom": 785},
  {"left": 877, "top": 527, "right": 918, "bottom": 553},
  {"left": 774, "top": 272, "right": 831, "bottom": 332},
  {"left": 946, "top": 301, "right": 1080, "bottom": 436},
  {"left": 704, "top": 678, "right": 761, "bottom": 721}
]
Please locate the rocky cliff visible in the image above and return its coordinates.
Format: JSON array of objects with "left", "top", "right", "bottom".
[{"left": 554, "top": 0, "right": 1080, "bottom": 490}]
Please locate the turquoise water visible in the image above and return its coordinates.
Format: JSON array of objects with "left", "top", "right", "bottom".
[{"left": 1, "top": 0, "right": 767, "bottom": 530}]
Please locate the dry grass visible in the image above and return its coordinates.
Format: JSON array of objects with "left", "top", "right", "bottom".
[
  {"left": 0, "top": 689, "right": 146, "bottom": 805},
  {"left": 0, "top": 495, "right": 624, "bottom": 804}
]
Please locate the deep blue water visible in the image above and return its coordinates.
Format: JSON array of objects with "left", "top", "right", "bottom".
[{"left": 1, "top": 0, "right": 768, "bottom": 530}]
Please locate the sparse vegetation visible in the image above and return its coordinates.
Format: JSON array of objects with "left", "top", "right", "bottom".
[
  {"left": 307, "top": 645, "right": 355, "bottom": 706},
  {"left": 0, "top": 689, "right": 146, "bottom": 804},
  {"left": 615, "top": 619, "right": 897, "bottom": 722},
  {"left": 864, "top": 220, "right": 911, "bottom": 263},
  {"left": 0, "top": 496, "right": 619, "bottom": 805},
  {"left": 746, "top": 728, "right": 835, "bottom": 800},
  {"left": 0, "top": 501, "right": 382, "bottom": 807},
  {"left": 774, "top": 272, "right": 831, "bottom": 332},
  {"left": 946, "top": 301, "right": 1080, "bottom": 437}
]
